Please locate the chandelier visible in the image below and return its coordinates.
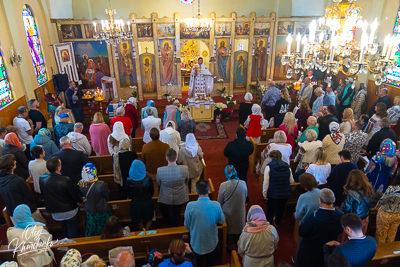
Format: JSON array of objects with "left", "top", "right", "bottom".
[
  {"left": 93, "top": 0, "right": 133, "bottom": 46},
  {"left": 183, "top": 0, "right": 211, "bottom": 34},
  {"left": 282, "top": 0, "right": 399, "bottom": 85}
]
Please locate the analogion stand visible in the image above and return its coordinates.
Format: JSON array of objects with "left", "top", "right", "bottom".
[{"left": 188, "top": 97, "right": 215, "bottom": 122}]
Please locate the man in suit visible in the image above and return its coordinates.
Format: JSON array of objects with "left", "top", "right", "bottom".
[
  {"left": 317, "top": 105, "right": 339, "bottom": 141},
  {"left": 298, "top": 77, "right": 313, "bottom": 105},
  {"left": 157, "top": 148, "right": 189, "bottom": 227},
  {"left": 369, "top": 87, "right": 389, "bottom": 117},
  {"left": 53, "top": 136, "right": 89, "bottom": 185},
  {"left": 142, "top": 107, "right": 161, "bottom": 143},
  {"left": 367, "top": 117, "right": 398, "bottom": 157}
]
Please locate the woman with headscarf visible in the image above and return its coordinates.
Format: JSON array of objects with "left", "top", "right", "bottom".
[
  {"left": 237, "top": 205, "right": 279, "bottom": 267},
  {"left": 108, "top": 122, "right": 132, "bottom": 188},
  {"left": 60, "top": 249, "right": 82, "bottom": 267},
  {"left": 177, "top": 109, "right": 196, "bottom": 142},
  {"left": 366, "top": 138, "right": 397, "bottom": 192},
  {"left": 30, "top": 128, "right": 59, "bottom": 160},
  {"left": 340, "top": 108, "right": 354, "bottom": 134},
  {"left": 144, "top": 249, "right": 164, "bottom": 267},
  {"left": 279, "top": 112, "right": 298, "bottom": 154},
  {"left": 163, "top": 100, "right": 181, "bottom": 129},
  {"left": 118, "top": 138, "right": 138, "bottom": 199},
  {"left": 177, "top": 133, "right": 203, "bottom": 193},
  {"left": 124, "top": 97, "right": 139, "bottom": 138},
  {"left": 141, "top": 100, "right": 158, "bottom": 129},
  {"left": 322, "top": 122, "right": 345, "bottom": 167},
  {"left": 7, "top": 204, "right": 54, "bottom": 266},
  {"left": 78, "top": 163, "right": 111, "bottom": 236},
  {"left": 239, "top": 92, "right": 254, "bottom": 126},
  {"left": 244, "top": 104, "right": 269, "bottom": 143},
  {"left": 126, "top": 160, "right": 154, "bottom": 230},
  {"left": 218, "top": 165, "right": 247, "bottom": 251},
  {"left": 160, "top": 121, "right": 181, "bottom": 153},
  {"left": 53, "top": 113, "right": 74, "bottom": 147},
  {"left": 1, "top": 133, "right": 29, "bottom": 179}
]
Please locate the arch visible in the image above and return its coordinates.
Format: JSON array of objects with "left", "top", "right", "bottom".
[
  {"left": 0, "top": 51, "right": 14, "bottom": 108},
  {"left": 22, "top": 4, "right": 48, "bottom": 86}
]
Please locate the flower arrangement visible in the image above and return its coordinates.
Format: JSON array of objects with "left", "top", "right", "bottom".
[
  {"left": 224, "top": 94, "right": 236, "bottom": 108},
  {"left": 221, "top": 107, "right": 233, "bottom": 121},
  {"left": 249, "top": 83, "right": 258, "bottom": 90},
  {"left": 179, "top": 104, "right": 189, "bottom": 112},
  {"left": 214, "top": 102, "right": 227, "bottom": 115},
  {"left": 277, "top": 81, "right": 286, "bottom": 90}
]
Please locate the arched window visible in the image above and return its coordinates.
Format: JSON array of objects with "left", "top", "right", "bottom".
[
  {"left": 22, "top": 4, "right": 48, "bottom": 85},
  {"left": 0, "top": 51, "right": 14, "bottom": 108}
]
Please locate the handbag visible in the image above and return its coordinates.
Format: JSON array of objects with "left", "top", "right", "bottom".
[
  {"left": 221, "top": 180, "right": 240, "bottom": 208},
  {"left": 364, "top": 118, "right": 376, "bottom": 134}
]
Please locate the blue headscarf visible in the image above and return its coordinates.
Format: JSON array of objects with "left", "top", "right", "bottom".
[
  {"left": 225, "top": 165, "right": 239, "bottom": 180},
  {"left": 13, "top": 204, "right": 45, "bottom": 229},
  {"left": 129, "top": 160, "right": 146, "bottom": 181},
  {"left": 147, "top": 100, "right": 155, "bottom": 107}
]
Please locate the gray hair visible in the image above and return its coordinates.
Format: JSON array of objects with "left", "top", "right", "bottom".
[
  {"left": 381, "top": 87, "right": 388, "bottom": 94},
  {"left": 308, "top": 116, "right": 318, "bottom": 127},
  {"left": 381, "top": 117, "right": 391, "bottom": 128},
  {"left": 181, "top": 109, "right": 192, "bottom": 121},
  {"left": 59, "top": 136, "right": 71, "bottom": 147},
  {"left": 74, "top": 122, "right": 83, "bottom": 129},
  {"left": 305, "top": 129, "right": 318, "bottom": 142},
  {"left": 273, "top": 130, "right": 287, "bottom": 143},
  {"left": 314, "top": 87, "right": 323, "bottom": 95},
  {"left": 146, "top": 107, "right": 154, "bottom": 116},
  {"left": 116, "top": 106, "right": 125, "bottom": 116},
  {"left": 244, "top": 92, "right": 253, "bottom": 102},
  {"left": 319, "top": 188, "right": 335, "bottom": 205}
]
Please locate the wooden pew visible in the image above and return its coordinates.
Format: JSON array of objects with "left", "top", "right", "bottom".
[
  {"left": 109, "top": 178, "right": 216, "bottom": 223},
  {"left": 89, "top": 153, "right": 142, "bottom": 175},
  {"left": 248, "top": 138, "right": 267, "bottom": 172},
  {"left": 366, "top": 241, "right": 400, "bottom": 267},
  {"left": 260, "top": 128, "right": 279, "bottom": 144},
  {"left": 230, "top": 250, "right": 241, "bottom": 267},
  {"left": 0, "top": 224, "right": 228, "bottom": 266},
  {"left": 131, "top": 137, "right": 145, "bottom": 153}
]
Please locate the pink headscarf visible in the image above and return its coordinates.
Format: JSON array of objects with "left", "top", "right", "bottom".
[
  {"left": 243, "top": 205, "right": 270, "bottom": 233},
  {"left": 4, "top": 133, "right": 21, "bottom": 148}
]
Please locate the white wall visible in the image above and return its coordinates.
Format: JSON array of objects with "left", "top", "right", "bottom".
[{"left": 47, "top": 0, "right": 73, "bottom": 19}]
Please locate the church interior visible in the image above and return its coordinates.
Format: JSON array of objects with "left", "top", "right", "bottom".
[{"left": 1, "top": 0, "right": 400, "bottom": 266}]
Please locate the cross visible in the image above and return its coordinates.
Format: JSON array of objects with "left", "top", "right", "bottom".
[{"left": 145, "top": 47, "right": 148, "bottom": 53}]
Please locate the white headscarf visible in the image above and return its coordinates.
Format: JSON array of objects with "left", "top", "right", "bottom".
[
  {"left": 125, "top": 97, "right": 136, "bottom": 107},
  {"left": 185, "top": 133, "right": 198, "bottom": 157},
  {"left": 164, "top": 121, "right": 176, "bottom": 134},
  {"left": 252, "top": 104, "right": 262, "bottom": 116},
  {"left": 111, "top": 121, "right": 129, "bottom": 142}
]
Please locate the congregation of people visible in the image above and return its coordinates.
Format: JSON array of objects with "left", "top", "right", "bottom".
[{"left": 0, "top": 72, "right": 400, "bottom": 267}]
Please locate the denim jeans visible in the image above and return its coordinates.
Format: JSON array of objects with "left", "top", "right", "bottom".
[{"left": 62, "top": 213, "right": 79, "bottom": 238}]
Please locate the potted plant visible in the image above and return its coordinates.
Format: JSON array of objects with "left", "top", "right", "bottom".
[
  {"left": 217, "top": 86, "right": 226, "bottom": 97},
  {"left": 224, "top": 94, "right": 237, "bottom": 109},
  {"left": 221, "top": 107, "right": 233, "bottom": 122},
  {"left": 214, "top": 102, "right": 227, "bottom": 123},
  {"left": 163, "top": 90, "right": 172, "bottom": 102}
]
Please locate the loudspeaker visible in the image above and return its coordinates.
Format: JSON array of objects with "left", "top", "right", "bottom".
[{"left": 53, "top": 74, "right": 69, "bottom": 92}]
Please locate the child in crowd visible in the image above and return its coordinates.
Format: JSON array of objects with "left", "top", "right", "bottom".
[{"left": 28, "top": 146, "right": 49, "bottom": 193}]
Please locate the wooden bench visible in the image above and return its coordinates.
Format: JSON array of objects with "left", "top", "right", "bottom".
[
  {"left": 0, "top": 224, "right": 228, "bottom": 266},
  {"left": 131, "top": 137, "right": 145, "bottom": 153},
  {"left": 109, "top": 178, "right": 215, "bottom": 222},
  {"left": 89, "top": 153, "right": 142, "bottom": 175},
  {"left": 9, "top": 178, "right": 216, "bottom": 233},
  {"left": 366, "top": 241, "right": 400, "bottom": 266}
]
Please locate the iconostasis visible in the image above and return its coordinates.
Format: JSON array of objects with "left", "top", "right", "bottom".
[{"left": 55, "top": 12, "right": 313, "bottom": 100}]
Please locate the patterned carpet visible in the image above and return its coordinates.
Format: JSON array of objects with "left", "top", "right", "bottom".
[{"left": 195, "top": 121, "right": 228, "bottom": 140}]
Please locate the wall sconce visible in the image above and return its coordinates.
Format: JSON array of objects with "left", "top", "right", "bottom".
[{"left": 10, "top": 46, "right": 22, "bottom": 68}]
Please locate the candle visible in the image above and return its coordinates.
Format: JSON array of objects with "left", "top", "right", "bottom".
[
  {"left": 11, "top": 46, "right": 14, "bottom": 56},
  {"left": 101, "top": 20, "right": 105, "bottom": 31},
  {"left": 127, "top": 21, "right": 131, "bottom": 32},
  {"left": 296, "top": 33, "right": 301, "bottom": 53},
  {"left": 309, "top": 20, "right": 316, "bottom": 43},
  {"left": 382, "top": 34, "right": 391, "bottom": 57},
  {"left": 330, "top": 33, "right": 336, "bottom": 62},
  {"left": 390, "top": 36, "right": 400, "bottom": 60},
  {"left": 318, "top": 32, "right": 324, "bottom": 43},
  {"left": 302, "top": 36, "right": 308, "bottom": 58},
  {"left": 385, "top": 35, "right": 395, "bottom": 61},
  {"left": 369, "top": 18, "right": 378, "bottom": 44},
  {"left": 93, "top": 22, "right": 97, "bottom": 33},
  {"left": 286, "top": 33, "right": 292, "bottom": 55},
  {"left": 359, "top": 20, "right": 368, "bottom": 62}
]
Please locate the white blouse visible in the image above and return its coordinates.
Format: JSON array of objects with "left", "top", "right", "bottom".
[{"left": 306, "top": 163, "right": 331, "bottom": 185}]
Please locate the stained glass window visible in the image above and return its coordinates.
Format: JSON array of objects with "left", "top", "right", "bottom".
[
  {"left": 22, "top": 4, "right": 48, "bottom": 85},
  {"left": 0, "top": 51, "right": 14, "bottom": 108}
]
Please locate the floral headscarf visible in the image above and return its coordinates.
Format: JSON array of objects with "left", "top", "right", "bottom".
[
  {"left": 147, "top": 249, "right": 163, "bottom": 267},
  {"left": 147, "top": 100, "right": 155, "bottom": 107},
  {"left": 4, "top": 133, "right": 20, "bottom": 148},
  {"left": 38, "top": 128, "right": 51, "bottom": 137},
  {"left": 243, "top": 205, "right": 270, "bottom": 233},
  {"left": 375, "top": 138, "right": 397, "bottom": 163},
  {"left": 61, "top": 249, "right": 82, "bottom": 267},
  {"left": 329, "top": 122, "right": 343, "bottom": 145},
  {"left": 225, "top": 165, "right": 239, "bottom": 180},
  {"left": 78, "top": 163, "right": 98, "bottom": 188}
]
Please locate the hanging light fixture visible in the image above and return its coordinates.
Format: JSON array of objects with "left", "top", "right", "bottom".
[
  {"left": 183, "top": 0, "right": 212, "bottom": 34},
  {"left": 281, "top": 0, "right": 398, "bottom": 83},
  {"left": 93, "top": 0, "right": 133, "bottom": 46}
]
